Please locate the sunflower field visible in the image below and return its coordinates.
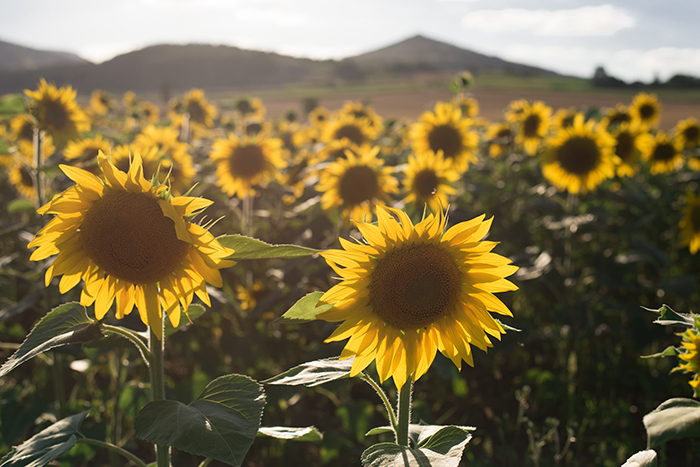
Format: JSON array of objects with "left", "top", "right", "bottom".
[{"left": 0, "top": 76, "right": 700, "bottom": 467}]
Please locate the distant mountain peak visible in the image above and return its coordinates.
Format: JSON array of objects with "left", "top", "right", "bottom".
[{"left": 0, "top": 39, "right": 90, "bottom": 72}]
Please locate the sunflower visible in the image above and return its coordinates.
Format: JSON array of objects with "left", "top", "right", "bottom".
[
  {"left": 111, "top": 144, "right": 195, "bottom": 196},
  {"left": 210, "top": 134, "right": 285, "bottom": 198},
  {"left": 410, "top": 102, "right": 479, "bottom": 172},
  {"left": 675, "top": 117, "right": 700, "bottom": 150},
  {"left": 541, "top": 114, "right": 616, "bottom": 194},
  {"left": 630, "top": 93, "right": 661, "bottom": 128},
  {"left": 236, "top": 280, "right": 266, "bottom": 311},
  {"left": 323, "top": 114, "right": 378, "bottom": 148},
  {"left": 234, "top": 97, "right": 266, "bottom": 119},
  {"left": 177, "top": 89, "right": 217, "bottom": 128},
  {"left": 123, "top": 91, "right": 137, "bottom": 108},
  {"left": 27, "top": 152, "right": 235, "bottom": 339},
  {"left": 63, "top": 135, "right": 112, "bottom": 165},
  {"left": 507, "top": 100, "right": 552, "bottom": 156},
  {"left": 9, "top": 114, "right": 57, "bottom": 162},
  {"left": 245, "top": 118, "right": 272, "bottom": 137},
  {"left": 134, "top": 125, "right": 182, "bottom": 153},
  {"left": 640, "top": 131, "right": 683, "bottom": 174},
  {"left": 317, "top": 205, "right": 518, "bottom": 389},
  {"left": 485, "top": 122, "right": 514, "bottom": 157},
  {"left": 402, "top": 151, "right": 460, "bottom": 212},
  {"left": 339, "top": 101, "right": 383, "bottom": 131},
  {"left": 90, "top": 90, "right": 115, "bottom": 116},
  {"left": 674, "top": 328, "right": 700, "bottom": 395},
  {"left": 310, "top": 138, "right": 364, "bottom": 166},
  {"left": 308, "top": 107, "right": 330, "bottom": 127},
  {"left": 279, "top": 149, "right": 313, "bottom": 203},
  {"left": 454, "top": 94, "right": 479, "bottom": 118},
  {"left": 553, "top": 107, "right": 579, "bottom": 130},
  {"left": 610, "top": 121, "right": 651, "bottom": 177},
  {"left": 139, "top": 101, "right": 161, "bottom": 124},
  {"left": 316, "top": 146, "right": 398, "bottom": 222},
  {"left": 679, "top": 191, "right": 700, "bottom": 254},
  {"left": 24, "top": 79, "right": 90, "bottom": 147},
  {"left": 8, "top": 150, "right": 39, "bottom": 201},
  {"left": 601, "top": 104, "right": 632, "bottom": 131}
]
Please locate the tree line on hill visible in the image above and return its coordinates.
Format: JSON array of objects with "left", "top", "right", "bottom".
[{"left": 592, "top": 66, "right": 700, "bottom": 90}]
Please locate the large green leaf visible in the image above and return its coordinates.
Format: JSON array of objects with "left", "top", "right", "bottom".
[
  {"left": 217, "top": 234, "right": 320, "bottom": 260},
  {"left": 258, "top": 426, "right": 323, "bottom": 441},
  {"left": 361, "top": 426, "right": 472, "bottom": 467},
  {"left": 0, "top": 411, "right": 89, "bottom": 467},
  {"left": 277, "top": 292, "right": 332, "bottom": 323},
  {"left": 134, "top": 374, "right": 265, "bottom": 466},
  {"left": 263, "top": 357, "right": 354, "bottom": 387},
  {"left": 643, "top": 398, "right": 700, "bottom": 448},
  {"left": 0, "top": 302, "right": 102, "bottom": 378},
  {"left": 8, "top": 199, "right": 38, "bottom": 215},
  {"left": 0, "top": 95, "right": 26, "bottom": 119}
]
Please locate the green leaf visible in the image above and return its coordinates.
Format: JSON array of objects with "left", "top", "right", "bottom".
[
  {"left": 495, "top": 319, "right": 521, "bottom": 333},
  {"left": 643, "top": 398, "right": 700, "bottom": 448},
  {"left": 263, "top": 357, "right": 354, "bottom": 387},
  {"left": 134, "top": 374, "right": 265, "bottom": 466},
  {"left": 642, "top": 346, "right": 679, "bottom": 359},
  {"left": 0, "top": 95, "right": 26, "bottom": 119},
  {"left": 218, "top": 234, "right": 320, "bottom": 260},
  {"left": 0, "top": 302, "right": 102, "bottom": 378},
  {"left": 645, "top": 305, "right": 695, "bottom": 328},
  {"left": 277, "top": 292, "right": 332, "bottom": 323},
  {"left": 366, "top": 427, "right": 395, "bottom": 437},
  {"left": 0, "top": 139, "right": 10, "bottom": 155},
  {"left": 164, "top": 303, "right": 206, "bottom": 336},
  {"left": 258, "top": 426, "right": 323, "bottom": 442},
  {"left": 0, "top": 411, "right": 89, "bottom": 467},
  {"left": 8, "top": 199, "right": 37, "bottom": 215}
]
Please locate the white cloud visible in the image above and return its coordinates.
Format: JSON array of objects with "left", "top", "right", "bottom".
[
  {"left": 234, "top": 8, "right": 307, "bottom": 27},
  {"left": 461, "top": 5, "right": 635, "bottom": 37}
]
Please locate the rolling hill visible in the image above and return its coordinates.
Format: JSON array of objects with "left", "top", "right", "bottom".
[
  {"left": 0, "top": 35, "right": 559, "bottom": 95},
  {"left": 0, "top": 39, "right": 89, "bottom": 72}
]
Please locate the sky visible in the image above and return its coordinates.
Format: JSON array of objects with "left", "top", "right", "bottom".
[{"left": 1, "top": 0, "right": 699, "bottom": 83}]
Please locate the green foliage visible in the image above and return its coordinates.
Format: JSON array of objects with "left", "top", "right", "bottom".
[
  {"left": 0, "top": 139, "right": 10, "bottom": 155},
  {"left": 134, "top": 374, "right": 265, "bottom": 466},
  {"left": 643, "top": 398, "right": 700, "bottom": 448},
  {"left": 0, "top": 95, "right": 26, "bottom": 119},
  {"left": 277, "top": 292, "right": 332, "bottom": 323},
  {"left": 264, "top": 357, "right": 354, "bottom": 387},
  {"left": 646, "top": 304, "right": 696, "bottom": 328},
  {"left": 361, "top": 426, "right": 473, "bottom": 467},
  {"left": 218, "top": 234, "right": 321, "bottom": 259},
  {"left": 258, "top": 426, "right": 323, "bottom": 442},
  {"left": 0, "top": 303, "right": 101, "bottom": 378},
  {"left": 6, "top": 200, "right": 36, "bottom": 215},
  {"left": 0, "top": 411, "right": 88, "bottom": 467}
]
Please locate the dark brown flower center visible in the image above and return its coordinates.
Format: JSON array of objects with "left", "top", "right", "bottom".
[
  {"left": 370, "top": 243, "right": 461, "bottom": 330},
  {"left": 80, "top": 191, "right": 190, "bottom": 284},
  {"left": 246, "top": 122, "right": 263, "bottom": 136},
  {"left": 427, "top": 124, "right": 462, "bottom": 159},
  {"left": 522, "top": 114, "right": 542, "bottom": 138},
  {"left": 412, "top": 169, "right": 440, "bottom": 200},
  {"left": 615, "top": 131, "right": 634, "bottom": 162},
  {"left": 684, "top": 126, "right": 700, "bottom": 144},
  {"left": 338, "top": 165, "right": 377, "bottom": 205},
  {"left": 333, "top": 124, "right": 365, "bottom": 146},
  {"left": 639, "top": 104, "right": 656, "bottom": 120},
  {"left": 557, "top": 136, "right": 600, "bottom": 175},
  {"left": 651, "top": 142, "right": 676, "bottom": 162},
  {"left": 691, "top": 205, "right": 700, "bottom": 232},
  {"left": 229, "top": 144, "right": 267, "bottom": 179},
  {"left": 186, "top": 100, "right": 206, "bottom": 124},
  {"left": 43, "top": 100, "right": 69, "bottom": 131}
]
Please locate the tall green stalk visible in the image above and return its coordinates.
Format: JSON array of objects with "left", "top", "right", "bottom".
[
  {"left": 149, "top": 317, "right": 169, "bottom": 467},
  {"left": 396, "top": 379, "right": 413, "bottom": 447}
]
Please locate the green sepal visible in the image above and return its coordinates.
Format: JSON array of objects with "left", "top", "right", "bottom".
[
  {"left": 641, "top": 346, "right": 679, "bottom": 359},
  {"left": 645, "top": 305, "right": 695, "bottom": 328}
]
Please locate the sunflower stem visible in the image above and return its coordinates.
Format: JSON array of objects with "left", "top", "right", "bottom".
[
  {"left": 102, "top": 324, "right": 151, "bottom": 364},
  {"left": 359, "top": 372, "right": 398, "bottom": 435},
  {"left": 149, "top": 318, "right": 170, "bottom": 467},
  {"left": 32, "top": 128, "right": 44, "bottom": 208},
  {"left": 242, "top": 194, "right": 253, "bottom": 238},
  {"left": 76, "top": 438, "right": 148, "bottom": 467},
  {"left": 395, "top": 379, "right": 413, "bottom": 447}
]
